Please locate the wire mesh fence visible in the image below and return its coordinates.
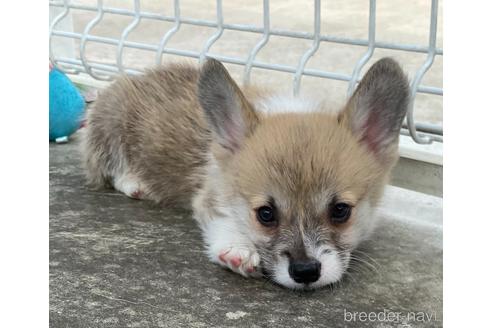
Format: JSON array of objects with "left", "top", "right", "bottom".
[{"left": 49, "top": 0, "right": 442, "bottom": 144}]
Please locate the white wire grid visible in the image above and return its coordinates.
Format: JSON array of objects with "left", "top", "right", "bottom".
[{"left": 49, "top": 0, "right": 443, "bottom": 144}]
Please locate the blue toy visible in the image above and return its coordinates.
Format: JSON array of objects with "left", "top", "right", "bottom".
[{"left": 49, "top": 67, "right": 85, "bottom": 142}]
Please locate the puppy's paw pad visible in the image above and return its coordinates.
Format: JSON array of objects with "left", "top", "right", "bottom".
[
  {"left": 218, "top": 250, "right": 242, "bottom": 267},
  {"left": 216, "top": 247, "right": 261, "bottom": 277},
  {"left": 229, "top": 257, "right": 242, "bottom": 268},
  {"left": 130, "top": 190, "right": 143, "bottom": 199}
]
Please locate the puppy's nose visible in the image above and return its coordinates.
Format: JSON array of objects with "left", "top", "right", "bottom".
[{"left": 288, "top": 259, "right": 321, "bottom": 284}]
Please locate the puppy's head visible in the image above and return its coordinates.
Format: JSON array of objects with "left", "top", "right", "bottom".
[{"left": 198, "top": 58, "right": 409, "bottom": 289}]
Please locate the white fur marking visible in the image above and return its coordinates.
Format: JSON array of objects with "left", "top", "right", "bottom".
[
  {"left": 113, "top": 173, "right": 144, "bottom": 199},
  {"left": 256, "top": 94, "right": 322, "bottom": 115},
  {"left": 202, "top": 218, "right": 261, "bottom": 277}
]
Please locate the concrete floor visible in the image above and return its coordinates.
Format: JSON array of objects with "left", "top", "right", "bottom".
[
  {"left": 51, "top": 0, "right": 442, "bottom": 124},
  {"left": 50, "top": 134, "right": 442, "bottom": 327}
]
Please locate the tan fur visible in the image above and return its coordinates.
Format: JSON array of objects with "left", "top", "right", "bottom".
[
  {"left": 81, "top": 63, "right": 210, "bottom": 207},
  {"left": 201, "top": 111, "right": 393, "bottom": 243}
]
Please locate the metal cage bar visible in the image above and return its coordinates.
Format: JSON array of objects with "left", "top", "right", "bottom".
[
  {"left": 199, "top": 0, "right": 223, "bottom": 63},
  {"left": 406, "top": 0, "right": 439, "bottom": 144},
  {"left": 116, "top": 0, "right": 142, "bottom": 73},
  {"left": 49, "top": 0, "right": 443, "bottom": 144},
  {"left": 293, "top": 0, "right": 321, "bottom": 96},
  {"left": 347, "top": 0, "right": 376, "bottom": 97},
  {"left": 243, "top": 0, "right": 270, "bottom": 85},
  {"left": 155, "top": 0, "right": 181, "bottom": 65},
  {"left": 79, "top": 0, "right": 112, "bottom": 80},
  {"left": 49, "top": 0, "right": 78, "bottom": 74}
]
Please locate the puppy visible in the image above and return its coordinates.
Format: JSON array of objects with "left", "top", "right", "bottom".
[{"left": 81, "top": 58, "right": 409, "bottom": 289}]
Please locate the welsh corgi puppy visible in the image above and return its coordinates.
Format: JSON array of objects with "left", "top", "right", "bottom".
[{"left": 82, "top": 58, "right": 409, "bottom": 289}]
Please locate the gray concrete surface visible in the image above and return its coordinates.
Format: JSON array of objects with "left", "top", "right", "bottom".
[
  {"left": 51, "top": 0, "right": 442, "bottom": 124},
  {"left": 50, "top": 134, "right": 442, "bottom": 327}
]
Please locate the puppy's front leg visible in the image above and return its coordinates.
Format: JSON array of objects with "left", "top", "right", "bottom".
[
  {"left": 193, "top": 190, "right": 262, "bottom": 278},
  {"left": 200, "top": 217, "right": 262, "bottom": 278}
]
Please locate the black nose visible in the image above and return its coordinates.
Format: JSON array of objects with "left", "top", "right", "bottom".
[{"left": 288, "top": 259, "right": 321, "bottom": 284}]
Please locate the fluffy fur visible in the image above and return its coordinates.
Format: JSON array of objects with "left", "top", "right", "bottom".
[{"left": 81, "top": 58, "right": 409, "bottom": 289}]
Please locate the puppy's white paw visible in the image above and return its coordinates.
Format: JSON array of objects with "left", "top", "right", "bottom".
[
  {"left": 198, "top": 212, "right": 262, "bottom": 278},
  {"left": 213, "top": 246, "right": 261, "bottom": 277},
  {"left": 114, "top": 173, "right": 145, "bottom": 199}
]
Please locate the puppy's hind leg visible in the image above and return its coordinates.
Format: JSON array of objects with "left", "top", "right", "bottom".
[{"left": 113, "top": 171, "right": 147, "bottom": 200}]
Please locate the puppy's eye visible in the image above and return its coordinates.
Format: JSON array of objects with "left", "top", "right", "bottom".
[
  {"left": 330, "top": 203, "right": 352, "bottom": 224},
  {"left": 256, "top": 206, "right": 276, "bottom": 226}
]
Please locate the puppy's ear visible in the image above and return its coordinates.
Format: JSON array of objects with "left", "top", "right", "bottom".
[
  {"left": 198, "top": 59, "right": 258, "bottom": 152},
  {"left": 339, "top": 57, "right": 409, "bottom": 162}
]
